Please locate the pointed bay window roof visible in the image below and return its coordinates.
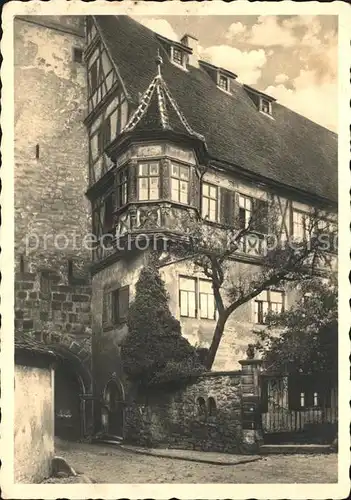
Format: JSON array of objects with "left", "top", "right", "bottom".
[{"left": 107, "top": 52, "right": 207, "bottom": 160}]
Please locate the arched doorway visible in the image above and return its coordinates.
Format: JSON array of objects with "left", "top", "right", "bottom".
[
  {"left": 102, "top": 379, "right": 124, "bottom": 437},
  {"left": 55, "top": 362, "right": 83, "bottom": 441},
  {"left": 48, "top": 344, "right": 92, "bottom": 441}
]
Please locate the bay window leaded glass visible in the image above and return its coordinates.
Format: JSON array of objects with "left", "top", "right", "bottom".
[
  {"left": 138, "top": 162, "right": 160, "bottom": 201},
  {"left": 171, "top": 163, "right": 189, "bottom": 204}
]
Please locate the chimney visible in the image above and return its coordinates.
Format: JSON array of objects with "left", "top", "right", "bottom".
[{"left": 181, "top": 33, "right": 199, "bottom": 68}]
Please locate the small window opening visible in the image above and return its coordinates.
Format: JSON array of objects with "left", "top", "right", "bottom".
[
  {"left": 260, "top": 98, "right": 272, "bottom": 115},
  {"left": 19, "top": 254, "right": 26, "bottom": 273},
  {"left": 300, "top": 392, "right": 305, "bottom": 408},
  {"left": 40, "top": 272, "right": 51, "bottom": 296},
  {"left": 73, "top": 47, "right": 84, "bottom": 63},
  {"left": 208, "top": 397, "right": 217, "bottom": 417},
  {"left": 35, "top": 144, "right": 40, "bottom": 159},
  {"left": 172, "top": 47, "right": 184, "bottom": 67},
  {"left": 218, "top": 75, "right": 229, "bottom": 92},
  {"left": 197, "top": 397, "right": 207, "bottom": 418}
]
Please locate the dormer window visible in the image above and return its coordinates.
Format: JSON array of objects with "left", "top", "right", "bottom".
[
  {"left": 260, "top": 98, "right": 272, "bottom": 115},
  {"left": 243, "top": 84, "right": 276, "bottom": 118},
  {"left": 172, "top": 47, "right": 185, "bottom": 67},
  {"left": 218, "top": 75, "right": 229, "bottom": 92}
]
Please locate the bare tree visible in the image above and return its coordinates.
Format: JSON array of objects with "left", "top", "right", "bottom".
[{"left": 167, "top": 196, "right": 337, "bottom": 370}]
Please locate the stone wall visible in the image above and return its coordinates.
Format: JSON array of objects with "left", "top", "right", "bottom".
[
  {"left": 14, "top": 17, "right": 92, "bottom": 342},
  {"left": 15, "top": 270, "right": 91, "bottom": 339},
  {"left": 14, "top": 363, "right": 54, "bottom": 483},
  {"left": 124, "top": 372, "right": 243, "bottom": 454}
]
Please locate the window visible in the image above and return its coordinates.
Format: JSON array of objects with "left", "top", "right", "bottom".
[
  {"left": 179, "top": 276, "right": 197, "bottom": 318},
  {"left": 40, "top": 272, "right": 51, "bottom": 297},
  {"left": 103, "top": 286, "right": 129, "bottom": 327},
  {"left": 207, "top": 397, "right": 217, "bottom": 417},
  {"left": 138, "top": 162, "right": 160, "bottom": 201},
  {"left": 102, "top": 193, "right": 114, "bottom": 233},
  {"left": 260, "top": 98, "right": 272, "bottom": 115},
  {"left": 116, "top": 168, "right": 128, "bottom": 208},
  {"left": 288, "top": 374, "right": 332, "bottom": 410},
  {"left": 238, "top": 194, "right": 253, "bottom": 229},
  {"left": 172, "top": 48, "right": 184, "bottom": 66},
  {"left": 171, "top": 163, "right": 189, "bottom": 204},
  {"left": 89, "top": 59, "right": 98, "bottom": 93},
  {"left": 202, "top": 183, "right": 219, "bottom": 222},
  {"left": 218, "top": 75, "right": 229, "bottom": 92},
  {"left": 199, "top": 280, "right": 216, "bottom": 319},
  {"left": 254, "top": 290, "right": 284, "bottom": 324},
  {"left": 179, "top": 276, "right": 216, "bottom": 319},
  {"left": 292, "top": 210, "right": 312, "bottom": 240},
  {"left": 73, "top": 47, "right": 83, "bottom": 63},
  {"left": 196, "top": 397, "right": 207, "bottom": 419}
]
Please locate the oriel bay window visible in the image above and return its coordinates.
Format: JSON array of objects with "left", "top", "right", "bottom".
[
  {"left": 171, "top": 163, "right": 189, "bottom": 204},
  {"left": 179, "top": 276, "right": 216, "bottom": 320},
  {"left": 202, "top": 183, "right": 219, "bottom": 222},
  {"left": 254, "top": 290, "right": 284, "bottom": 324},
  {"left": 138, "top": 162, "right": 160, "bottom": 201}
]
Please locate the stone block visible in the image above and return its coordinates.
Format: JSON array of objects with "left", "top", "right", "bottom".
[
  {"left": 23, "top": 319, "right": 34, "bottom": 330},
  {"left": 62, "top": 301, "right": 73, "bottom": 311},
  {"left": 51, "top": 301, "right": 62, "bottom": 311},
  {"left": 72, "top": 294, "right": 90, "bottom": 302},
  {"left": 52, "top": 293, "right": 67, "bottom": 302},
  {"left": 17, "top": 291, "right": 27, "bottom": 299},
  {"left": 21, "top": 282, "right": 34, "bottom": 290}
]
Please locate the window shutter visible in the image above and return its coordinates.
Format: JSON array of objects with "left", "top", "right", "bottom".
[
  {"left": 190, "top": 168, "right": 200, "bottom": 209},
  {"left": 118, "top": 286, "right": 130, "bottom": 323},
  {"left": 253, "top": 199, "right": 269, "bottom": 233},
  {"left": 103, "top": 290, "right": 112, "bottom": 327},
  {"left": 220, "top": 188, "right": 235, "bottom": 226}
]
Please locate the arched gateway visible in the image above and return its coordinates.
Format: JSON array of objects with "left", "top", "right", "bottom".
[{"left": 48, "top": 344, "right": 93, "bottom": 441}]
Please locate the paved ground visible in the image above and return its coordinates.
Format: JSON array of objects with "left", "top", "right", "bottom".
[{"left": 55, "top": 440, "right": 338, "bottom": 483}]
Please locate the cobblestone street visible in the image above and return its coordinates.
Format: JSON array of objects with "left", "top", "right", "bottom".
[{"left": 56, "top": 441, "right": 338, "bottom": 483}]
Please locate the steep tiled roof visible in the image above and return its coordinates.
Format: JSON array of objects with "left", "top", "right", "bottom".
[
  {"left": 94, "top": 15, "right": 337, "bottom": 204},
  {"left": 15, "top": 334, "right": 57, "bottom": 360},
  {"left": 121, "top": 66, "right": 206, "bottom": 144}
]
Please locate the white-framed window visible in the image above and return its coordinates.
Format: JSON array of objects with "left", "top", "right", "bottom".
[
  {"left": 218, "top": 74, "right": 229, "bottom": 92},
  {"left": 238, "top": 194, "right": 253, "bottom": 228},
  {"left": 202, "top": 182, "right": 219, "bottom": 222},
  {"left": 260, "top": 98, "right": 272, "bottom": 115},
  {"left": 138, "top": 162, "right": 160, "bottom": 201},
  {"left": 171, "top": 163, "right": 189, "bottom": 204},
  {"left": 199, "top": 279, "right": 216, "bottom": 319},
  {"left": 179, "top": 276, "right": 197, "bottom": 318},
  {"left": 254, "top": 290, "right": 284, "bottom": 324},
  {"left": 179, "top": 276, "right": 216, "bottom": 320},
  {"left": 292, "top": 210, "right": 312, "bottom": 240},
  {"left": 172, "top": 47, "right": 184, "bottom": 67}
]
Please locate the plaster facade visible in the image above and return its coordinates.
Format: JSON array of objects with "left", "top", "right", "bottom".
[{"left": 14, "top": 364, "right": 54, "bottom": 483}]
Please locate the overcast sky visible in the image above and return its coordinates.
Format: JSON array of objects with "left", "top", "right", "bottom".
[{"left": 132, "top": 15, "right": 338, "bottom": 132}]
